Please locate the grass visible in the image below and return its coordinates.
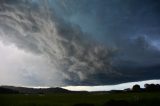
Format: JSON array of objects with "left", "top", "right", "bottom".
[{"left": 0, "top": 92, "right": 160, "bottom": 106}]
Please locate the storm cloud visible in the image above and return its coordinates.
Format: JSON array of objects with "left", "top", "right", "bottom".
[
  {"left": 0, "top": 0, "right": 160, "bottom": 86},
  {"left": 0, "top": 0, "right": 117, "bottom": 86}
]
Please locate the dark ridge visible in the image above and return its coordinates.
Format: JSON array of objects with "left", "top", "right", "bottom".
[
  {"left": 0, "top": 86, "right": 88, "bottom": 94},
  {"left": 0, "top": 87, "right": 19, "bottom": 94}
]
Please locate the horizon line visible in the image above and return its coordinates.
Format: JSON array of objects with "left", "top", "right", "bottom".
[{"left": 0, "top": 79, "right": 160, "bottom": 91}]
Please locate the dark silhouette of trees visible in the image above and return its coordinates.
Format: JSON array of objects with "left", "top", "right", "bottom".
[
  {"left": 131, "top": 84, "right": 160, "bottom": 92},
  {"left": 144, "top": 84, "right": 160, "bottom": 91},
  {"left": 132, "top": 84, "right": 141, "bottom": 92},
  {"left": 129, "top": 83, "right": 160, "bottom": 92}
]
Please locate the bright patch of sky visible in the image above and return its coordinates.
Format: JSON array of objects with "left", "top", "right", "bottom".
[
  {"left": 0, "top": 40, "right": 62, "bottom": 86},
  {"left": 63, "top": 80, "right": 160, "bottom": 91}
]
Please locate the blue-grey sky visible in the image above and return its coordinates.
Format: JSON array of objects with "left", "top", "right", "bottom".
[{"left": 0, "top": 0, "right": 160, "bottom": 87}]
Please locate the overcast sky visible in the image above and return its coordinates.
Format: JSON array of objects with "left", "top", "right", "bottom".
[{"left": 0, "top": 0, "right": 160, "bottom": 88}]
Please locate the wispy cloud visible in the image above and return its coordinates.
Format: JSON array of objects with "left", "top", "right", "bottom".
[{"left": 0, "top": 0, "right": 160, "bottom": 86}]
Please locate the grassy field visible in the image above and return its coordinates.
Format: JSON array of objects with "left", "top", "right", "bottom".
[{"left": 0, "top": 92, "right": 160, "bottom": 106}]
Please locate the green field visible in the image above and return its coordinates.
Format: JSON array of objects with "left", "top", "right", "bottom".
[{"left": 0, "top": 92, "right": 160, "bottom": 106}]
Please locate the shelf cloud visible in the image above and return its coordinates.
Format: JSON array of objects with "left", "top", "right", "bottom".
[{"left": 0, "top": 0, "right": 160, "bottom": 86}]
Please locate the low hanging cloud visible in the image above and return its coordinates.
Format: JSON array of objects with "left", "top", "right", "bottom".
[
  {"left": 1, "top": 0, "right": 160, "bottom": 86},
  {"left": 0, "top": 0, "right": 118, "bottom": 86},
  {"left": 0, "top": 41, "right": 62, "bottom": 86}
]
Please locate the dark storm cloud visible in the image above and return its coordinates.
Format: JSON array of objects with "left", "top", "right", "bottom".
[
  {"left": 0, "top": 0, "right": 119, "bottom": 86},
  {"left": 49, "top": 0, "right": 160, "bottom": 84},
  {"left": 0, "top": 0, "right": 160, "bottom": 86},
  {"left": 53, "top": 0, "right": 160, "bottom": 40}
]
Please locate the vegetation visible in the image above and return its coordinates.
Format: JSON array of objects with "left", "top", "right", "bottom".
[
  {"left": 0, "top": 92, "right": 160, "bottom": 106},
  {"left": 0, "top": 84, "right": 160, "bottom": 106}
]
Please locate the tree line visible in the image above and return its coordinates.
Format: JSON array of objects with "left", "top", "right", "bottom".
[{"left": 131, "top": 83, "right": 160, "bottom": 92}]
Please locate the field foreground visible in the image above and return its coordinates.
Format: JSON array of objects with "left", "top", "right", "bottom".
[{"left": 0, "top": 92, "right": 160, "bottom": 106}]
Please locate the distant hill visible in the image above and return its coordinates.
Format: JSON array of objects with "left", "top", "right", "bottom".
[
  {"left": 0, "top": 86, "right": 88, "bottom": 94},
  {"left": 0, "top": 87, "right": 19, "bottom": 94}
]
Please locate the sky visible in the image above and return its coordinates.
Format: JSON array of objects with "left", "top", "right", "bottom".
[{"left": 0, "top": 0, "right": 160, "bottom": 89}]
